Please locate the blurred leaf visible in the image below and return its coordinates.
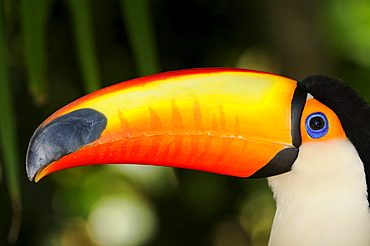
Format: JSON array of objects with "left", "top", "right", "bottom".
[
  {"left": 66, "top": 0, "right": 101, "bottom": 93},
  {"left": 0, "top": 162, "right": 2, "bottom": 183},
  {"left": 0, "top": 1, "right": 21, "bottom": 244},
  {"left": 20, "top": 0, "right": 54, "bottom": 104},
  {"left": 120, "top": 0, "right": 160, "bottom": 76},
  {"left": 323, "top": 0, "right": 370, "bottom": 67}
]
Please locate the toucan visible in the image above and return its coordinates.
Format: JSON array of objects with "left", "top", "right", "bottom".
[{"left": 26, "top": 68, "right": 370, "bottom": 245}]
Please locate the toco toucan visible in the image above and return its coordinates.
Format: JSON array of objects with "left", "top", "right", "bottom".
[{"left": 26, "top": 68, "right": 370, "bottom": 246}]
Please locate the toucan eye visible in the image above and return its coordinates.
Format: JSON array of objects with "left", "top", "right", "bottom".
[{"left": 305, "top": 112, "right": 328, "bottom": 139}]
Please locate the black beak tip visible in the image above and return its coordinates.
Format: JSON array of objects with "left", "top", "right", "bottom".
[
  {"left": 25, "top": 162, "right": 36, "bottom": 181},
  {"left": 25, "top": 147, "right": 47, "bottom": 181},
  {"left": 25, "top": 108, "right": 108, "bottom": 182}
]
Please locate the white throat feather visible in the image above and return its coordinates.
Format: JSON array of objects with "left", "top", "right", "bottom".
[{"left": 267, "top": 138, "right": 370, "bottom": 246}]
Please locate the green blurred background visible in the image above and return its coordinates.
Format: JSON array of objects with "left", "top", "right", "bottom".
[{"left": 1, "top": 0, "right": 370, "bottom": 245}]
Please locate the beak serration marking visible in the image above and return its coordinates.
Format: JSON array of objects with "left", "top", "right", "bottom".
[
  {"left": 171, "top": 100, "right": 185, "bottom": 131},
  {"left": 218, "top": 104, "right": 228, "bottom": 133},
  {"left": 193, "top": 100, "right": 204, "bottom": 132},
  {"left": 149, "top": 107, "right": 162, "bottom": 132},
  {"left": 215, "top": 137, "right": 234, "bottom": 163},
  {"left": 119, "top": 110, "right": 131, "bottom": 138}
]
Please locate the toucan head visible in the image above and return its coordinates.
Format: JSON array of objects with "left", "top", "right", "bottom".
[{"left": 25, "top": 68, "right": 370, "bottom": 205}]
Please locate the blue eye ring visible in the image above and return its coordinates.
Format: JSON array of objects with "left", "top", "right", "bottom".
[{"left": 305, "top": 112, "right": 329, "bottom": 139}]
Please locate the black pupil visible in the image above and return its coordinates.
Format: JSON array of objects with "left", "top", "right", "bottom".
[{"left": 309, "top": 116, "right": 325, "bottom": 130}]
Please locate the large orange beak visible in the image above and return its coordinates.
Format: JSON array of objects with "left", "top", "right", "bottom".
[{"left": 26, "top": 68, "right": 307, "bottom": 182}]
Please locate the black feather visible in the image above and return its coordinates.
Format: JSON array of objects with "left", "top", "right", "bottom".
[{"left": 302, "top": 75, "right": 370, "bottom": 206}]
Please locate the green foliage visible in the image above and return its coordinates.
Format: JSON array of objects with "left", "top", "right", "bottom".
[
  {"left": 0, "top": 1, "right": 21, "bottom": 244},
  {"left": 20, "top": 0, "right": 54, "bottom": 104},
  {"left": 66, "top": 0, "right": 101, "bottom": 93},
  {"left": 120, "top": 0, "right": 160, "bottom": 76},
  {"left": 324, "top": 0, "right": 370, "bottom": 67}
]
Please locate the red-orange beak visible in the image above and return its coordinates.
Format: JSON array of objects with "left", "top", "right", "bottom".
[{"left": 26, "top": 68, "right": 307, "bottom": 182}]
